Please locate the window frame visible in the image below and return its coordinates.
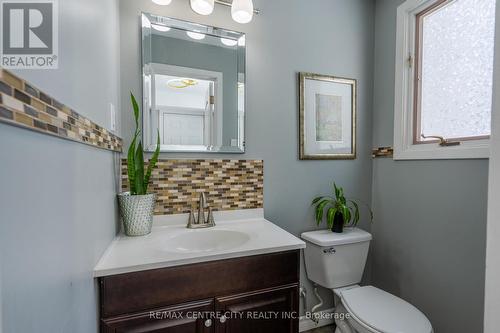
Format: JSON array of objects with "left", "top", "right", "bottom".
[{"left": 394, "top": 0, "right": 491, "bottom": 160}]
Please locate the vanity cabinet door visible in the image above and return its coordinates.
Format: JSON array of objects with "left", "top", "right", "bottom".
[
  {"left": 101, "top": 299, "right": 214, "bottom": 333},
  {"left": 214, "top": 284, "right": 299, "bottom": 333}
]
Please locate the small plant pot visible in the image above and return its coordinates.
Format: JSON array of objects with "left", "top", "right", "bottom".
[
  {"left": 331, "top": 213, "right": 344, "bottom": 233},
  {"left": 118, "top": 192, "right": 156, "bottom": 236}
]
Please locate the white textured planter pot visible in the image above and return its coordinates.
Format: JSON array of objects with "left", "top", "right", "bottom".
[{"left": 118, "top": 192, "right": 156, "bottom": 236}]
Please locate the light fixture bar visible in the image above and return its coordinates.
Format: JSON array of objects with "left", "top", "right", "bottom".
[{"left": 214, "top": 0, "right": 260, "bottom": 14}]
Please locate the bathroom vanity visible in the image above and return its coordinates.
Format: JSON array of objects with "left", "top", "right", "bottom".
[{"left": 95, "top": 209, "right": 305, "bottom": 333}]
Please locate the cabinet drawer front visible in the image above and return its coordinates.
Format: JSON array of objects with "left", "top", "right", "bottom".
[
  {"left": 101, "top": 299, "right": 214, "bottom": 333},
  {"left": 100, "top": 250, "right": 300, "bottom": 317}
]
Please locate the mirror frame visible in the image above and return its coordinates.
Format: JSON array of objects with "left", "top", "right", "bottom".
[{"left": 141, "top": 12, "right": 246, "bottom": 153}]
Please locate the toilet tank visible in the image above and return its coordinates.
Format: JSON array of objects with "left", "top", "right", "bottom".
[{"left": 301, "top": 228, "right": 372, "bottom": 289}]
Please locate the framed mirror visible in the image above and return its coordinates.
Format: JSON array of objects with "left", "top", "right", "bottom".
[{"left": 141, "top": 13, "right": 246, "bottom": 153}]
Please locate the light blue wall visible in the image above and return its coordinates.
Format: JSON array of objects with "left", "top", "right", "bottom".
[
  {"left": 0, "top": 0, "right": 120, "bottom": 332},
  {"left": 119, "top": 0, "right": 375, "bottom": 312},
  {"left": 371, "top": 1, "right": 488, "bottom": 332}
]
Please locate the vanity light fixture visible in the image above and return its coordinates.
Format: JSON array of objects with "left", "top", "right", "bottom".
[
  {"left": 231, "top": 0, "right": 254, "bottom": 23},
  {"left": 220, "top": 37, "right": 238, "bottom": 46},
  {"left": 186, "top": 31, "right": 206, "bottom": 40},
  {"left": 152, "top": 0, "right": 172, "bottom": 5},
  {"left": 190, "top": 0, "right": 215, "bottom": 15},
  {"left": 152, "top": 24, "right": 171, "bottom": 32},
  {"left": 152, "top": 0, "right": 259, "bottom": 23},
  {"left": 186, "top": 0, "right": 259, "bottom": 24}
]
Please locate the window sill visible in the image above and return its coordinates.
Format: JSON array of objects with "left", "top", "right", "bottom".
[{"left": 393, "top": 140, "right": 490, "bottom": 160}]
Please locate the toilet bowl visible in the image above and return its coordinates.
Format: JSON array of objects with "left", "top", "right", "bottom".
[
  {"left": 301, "top": 228, "right": 433, "bottom": 333},
  {"left": 333, "top": 285, "right": 433, "bottom": 333}
]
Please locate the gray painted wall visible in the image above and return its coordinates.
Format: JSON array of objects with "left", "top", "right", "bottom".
[
  {"left": 0, "top": 1, "right": 489, "bottom": 331},
  {"left": 119, "top": 0, "right": 375, "bottom": 312},
  {"left": 484, "top": 3, "right": 500, "bottom": 332},
  {"left": 0, "top": 0, "right": 120, "bottom": 332},
  {"left": 371, "top": 1, "right": 488, "bottom": 332}
]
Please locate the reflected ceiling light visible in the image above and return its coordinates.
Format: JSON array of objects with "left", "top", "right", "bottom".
[
  {"left": 151, "top": 0, "right": 172, "bottom": 5},
  {"left": 220, "top": 38, "right": 238, "bottom": 46},
  {"left": 231, "top": 0, "right": 254, "bottom": 24},
  {"left": 190, "top": 0, "right": 214, "bottom": 15},
  {"left": 167, "top": 78, "right": 198, "bottom": 89},
  {"left": 186, "top": 31, "right": 206, "bottom": 40},
  {"left": 152, "top": 24, "right": 171, "bottom": 32}
]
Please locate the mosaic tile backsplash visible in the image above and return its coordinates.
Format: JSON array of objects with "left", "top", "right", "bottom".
[
  {"left": 122, "top": 159, "right": 264, "bottom": 215},
  {"left": 0, "top": 68, "right": 122, "bottom": 152}
]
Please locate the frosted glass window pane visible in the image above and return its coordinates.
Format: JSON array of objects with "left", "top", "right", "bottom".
[{"left": 419, "top": 0, "right": 495, "bottom": 139}]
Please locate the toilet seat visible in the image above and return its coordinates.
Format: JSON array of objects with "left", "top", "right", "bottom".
[{"left": 338, "top": 286, "right": 433, "bottom": 333}]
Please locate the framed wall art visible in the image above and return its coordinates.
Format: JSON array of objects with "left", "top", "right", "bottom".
[{"left": 299, "top": 72, "right": 356, "bottom": 160}]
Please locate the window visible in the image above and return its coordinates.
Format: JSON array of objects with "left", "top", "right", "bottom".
[
  {"left": 394, "top": 0, "right": 496, "bottom": 159},
  {"left": 155, "top": 74, "right": 216, "bottom": 147},
  {"left": 144, "top": 63, "right": 224, "bottom": 152}
]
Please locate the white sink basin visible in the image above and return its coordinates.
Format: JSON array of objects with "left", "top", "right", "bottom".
[
  {"left": 162, "top": 229, "right": 250, "bottom": 253},
  {"left": 94, "top": 209, "right": 307, "bottom": 277}
]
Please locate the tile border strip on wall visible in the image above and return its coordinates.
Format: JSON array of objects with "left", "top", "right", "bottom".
[
  {"left": 0, "top": 68, "right": 122, "bottom": 152},
  {"left": 372, "top": 146, "right": 394, "bottom": 158}
]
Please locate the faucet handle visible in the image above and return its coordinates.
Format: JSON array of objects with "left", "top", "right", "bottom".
[
  {"left": 207, "top": 207, "right": 215, "bottom": 226},
  {"left": 197, "top": 192, "right": 207, "bottom": 224},
  {"left": 199, "top": 192, "right": 207, "bottom": 207},
  {"left": 187, "top": 209, "right": 196, "bottom": 227}
]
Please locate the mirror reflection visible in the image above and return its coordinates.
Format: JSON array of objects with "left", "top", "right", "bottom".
[{"left": 141, "top": 13, "right": 245, "bottom": 153}]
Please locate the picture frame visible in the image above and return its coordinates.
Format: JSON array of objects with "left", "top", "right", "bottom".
[{"left": 298, "top": 72, "right": 357, "bottom": 160}]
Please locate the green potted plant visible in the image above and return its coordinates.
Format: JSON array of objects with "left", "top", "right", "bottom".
[
  {"left": 312, "top": 183, "right": 372, "bottom": 233},
  {"left": 118, "top": 93, "right": 160, "bottom": 236}
]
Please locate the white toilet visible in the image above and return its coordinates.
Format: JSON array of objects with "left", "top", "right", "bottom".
[{"left": 301, "top": 228, "right": 433, "bottom": 333}]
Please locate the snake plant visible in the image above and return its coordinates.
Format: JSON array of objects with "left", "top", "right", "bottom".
[
  {"left": 312, "top": 183, "right": 372, "bottom": 229},
  {"left": 127, "top": 92, "right": 160, "bottom": 195}
]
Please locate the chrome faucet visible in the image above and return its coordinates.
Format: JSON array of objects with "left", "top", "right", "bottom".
[{"left": 187, "top": 192, "right": 215, "bottom": 228}]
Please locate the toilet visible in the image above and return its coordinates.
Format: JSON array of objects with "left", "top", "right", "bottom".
[{"left": 301, "top": 228, "right": 433, "bottom": 333}]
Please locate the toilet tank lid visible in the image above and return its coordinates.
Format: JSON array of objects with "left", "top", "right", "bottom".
[{"left": 301, "top": 228, "right": 372, "bottom": 246}]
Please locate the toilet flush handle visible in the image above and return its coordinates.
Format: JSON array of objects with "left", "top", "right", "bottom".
[{"left": 323, "top": 247, "right": 336, "bottom": 254}]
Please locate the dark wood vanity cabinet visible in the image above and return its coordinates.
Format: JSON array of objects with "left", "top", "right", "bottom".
[
  {"left": 101, "top": 299, "right": 214, "bottom": 333},
  {"left": 99, "top": 250, "right": 300, "bottom": 333},
  {"left": 214, "top": 285, "right": 298, "bottom": 333}
]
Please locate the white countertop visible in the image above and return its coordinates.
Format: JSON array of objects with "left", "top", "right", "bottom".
[{"left": 94, "top": 209, "right": 305, "bottom": 277}]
